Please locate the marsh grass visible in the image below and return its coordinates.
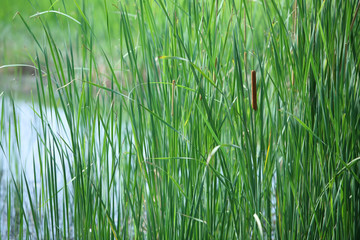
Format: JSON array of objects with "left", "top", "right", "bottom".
[{"left": 0, "top": 0, "right": 360, "bottom": 239}]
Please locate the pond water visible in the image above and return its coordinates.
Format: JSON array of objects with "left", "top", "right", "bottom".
[
  {"left": 0, "top": 99, "right": 67, "bottom": 176},
  {"left": 0, "top": 96, "right": 70, "bottom": 237},
  {"left": 0, "top": 88, "right": 132, "bottom": 238}
]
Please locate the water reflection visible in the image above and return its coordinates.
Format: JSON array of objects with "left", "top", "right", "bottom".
[
  {"left": 0, "top": 93, "right": 132, "bottom": 238},
  {"left": 0, "top": 96, "right": 70, "bottom": 238},
  {"left": 0, "top": 98, "right": 68, "bottom": 180}
]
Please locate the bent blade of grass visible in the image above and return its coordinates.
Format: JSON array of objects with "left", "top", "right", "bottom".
[
  {"left": 0, "top": 64, "right": 47, "bottom": 75},
  {"left": 83, "top": 81, "right": 134, "bottom": 101},
  {"left": 332, "top": 156, "right": 360, "bottom": 186},
  {"left": 253, "top": 213, "right": 263, "bottom": 238},
  {"left": 206, "top": 145, "right": 221, "bottom": 165},
  {"left": 38, "top": 162, "right": 94, "bottom": 210},
  {"left": 139, "top": 103, "right": 190, "bottom": 143},
  {"left": 308, "top": 156, "right": 360, "bottom": 237},
  {"left": 159, "top": 55, "right": 219, "bottom": 90},
  {"left": 281, "top": 109, "right": 326, "bottom": 145},
  {"left": 128, "top": 82, "right": 196, "bottom": 97},
  {"left": 30, "top": 10, "right": 81, "bottom": 25},
  {"left": 146, "top": 161, "right": 190, "bottom": 201},
  {"left": 179, "top": 212, "right": 207, "bottom": 225}
]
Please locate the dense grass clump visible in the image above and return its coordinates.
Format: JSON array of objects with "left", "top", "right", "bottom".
[{"left": 0, "top": 0, "right": 359, "bottom": 239}]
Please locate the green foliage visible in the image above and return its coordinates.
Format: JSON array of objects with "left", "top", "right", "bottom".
[{"left": 1, "top": 0, "right": 359, "bottom": 239}]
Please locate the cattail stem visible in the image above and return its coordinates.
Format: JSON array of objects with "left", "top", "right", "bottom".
[
  {"left": 172, "top": 80, "right": 175, "bottom": 116},
  {"left": 293, "top": 0, "right": 297, "bottom": 41},
  {"left": 251, "top": 70, "right": 257, "bottom": 111},
  {"left": 244, "top": 2, "right": 247, "bottom": 71},
  {"left": 244, "top": 5, "right": 246, "bottom": 43},
  {"left": 244, "top": 51, "right": 247, "bottom": 71},
  {"left": 292, "top": 0, "right": 297, "bottom": 87}
]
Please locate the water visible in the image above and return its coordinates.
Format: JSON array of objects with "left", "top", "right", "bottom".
[
  {"left": 0, "top": 92, "right": 132, "bottom": 238},
  {"left": 0, "top": 96, "right": 70, "bottom": 238}
]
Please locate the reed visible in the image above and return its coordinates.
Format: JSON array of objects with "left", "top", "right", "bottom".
[
  {"left": 171, "top": 79, "right": 175, "bottom": 116},
  {"left": 0, "top": 0, "right": 359, "bottom": 239}
]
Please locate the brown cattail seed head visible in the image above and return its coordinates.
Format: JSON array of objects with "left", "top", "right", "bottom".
[
  {"left": 251, "top": 70, "right": 257, "bottom": 111},
  {"left": 213, "top": 57, "right": 218, "bottom": 83}
]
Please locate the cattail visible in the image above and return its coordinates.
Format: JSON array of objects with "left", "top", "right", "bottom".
[
  {"left": 251, "top": 70, "right": 257, "bottom": 111},
  {"left": 213, "top": 57, "right": 217, "bottom": 83},
  {"left": 172, "top": 80, "right": 175, "bottom": 116},
  {"left": 291, "top": 50, "right": 294, "bottom": 86}
]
